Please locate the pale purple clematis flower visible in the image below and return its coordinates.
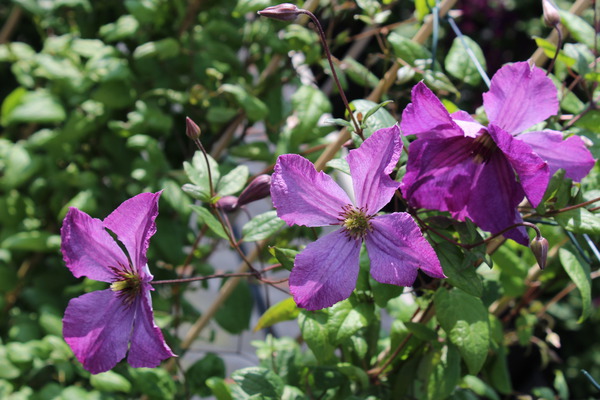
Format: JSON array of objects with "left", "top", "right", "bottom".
[
  {"left": 401, "top": 61, "right": 595, "bottom": 245},
  {"left": 271, "top": 126, "right": 445, "bottom": 310},
  {"left": 61, "top": 192, "right": 175, "bottom": 374}
]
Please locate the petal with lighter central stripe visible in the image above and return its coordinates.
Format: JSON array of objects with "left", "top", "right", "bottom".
[{"left": 289, "top": 229, "right": 361, "bottom": 310}]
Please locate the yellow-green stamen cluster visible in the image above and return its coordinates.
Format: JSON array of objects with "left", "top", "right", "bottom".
[
  {"left": 110, "top": 264, "right": 142, "bottom": 306},
  {"left": 338, "top": 204, "right": 373, "bottom": 240}
]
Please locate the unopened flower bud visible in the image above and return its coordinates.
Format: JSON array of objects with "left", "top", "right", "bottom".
[
  {"left": 186, "top": 117, "right": 201, "bottom": 140},
  {"left": 258, "top": 3, "right": 302, "bottom": 21},
  {"left": 531, "top": 236, "right": 549, "bottom": 270},
  {"left": 237, "top": 175, "right": 271, "bottom": 207},
  {"left": 542, "top": 0, "right": 561, "bottom": 27},
  {"left": 216, "top": 196, "right": 238, "bottom": 213}
]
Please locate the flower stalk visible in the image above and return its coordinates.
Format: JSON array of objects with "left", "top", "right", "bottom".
[{"left": 259, "top": 4, "right": 363, "bottom": 139}]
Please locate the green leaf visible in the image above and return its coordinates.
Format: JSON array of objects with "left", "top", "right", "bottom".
[
  {"left": 434, "top": 288, "right": 490, "bottom": 375},
  {"left": 350, "top": 99, "right": 397, "bottom": 140},
  {"left": 418, "top": 344, "right": 461, "bottom": 400},
  {"left": 90, "top": 371, "right": 132, "bottom": 393},
  {"left": 215, "top": 279, "right": 254, "bottom": 334},
  {"left": 336, "top": 362, "right": 369, "bottom": 389},
  {"left": 133, "top": 38, "right": 180, "bottom": 60},
  {"left": 2, "top": 89, "right": 66, "bottom": 125},
  {"left": 230, "top": 142, "right": 272, "bottom": 162},
  {"left": 404, "top": 321, "right": 438, "bottom": 342},
  {"left": 423, "top": 70, "right": 460, "bottom": 97},
  {"left": 189, "top": 205, "right": 229, "bottom": 240},
  {"left": 0, "top": 142, "right": 41, "bottom": 190},
  {"left": 533, "top": 37, "right": 576, "bottom": 67},
  {"left": 554, "top": 208, "right": 600, "bottom": 234},
  {"left": 187, "top": 353, "right": 226, "bottom": 397},
  {"left": 461, "top": 375, "right": 500, "bottom": 400},
  {"left": 254, "top": 297, "right": 300, "bottom": 332},
  {"left": 560, "top": 11, "right": 596, "bottom": 48},
  {"left": 290, "top": 85, "right": 331, "bottom": 141},
  {"left": 435, "top": 241, "right": 482, "bottom": 297},
  {"left": 217, "top": 165, "right": 249, "bottom": 196},
  {"left": 559, "top": 247, "right": 591, "bottom": 322},
  {"left": 575, "top": 110, "right": 600, "bottom": 132},
  {"left": 231, "top": 367, "right": 285, "bottom": 400},
  {"left": 387, "top": 32, "right": 431, "bottom": 64},
  {"left": 242, "top": 211, "right": 285, "bottom": 242},
  {"left": 298, "top": 310, "right": 336, "bottom": 363},
  {"left": 341, "top": 57, "right": 379, "bottom": 88},
  {"left": 99, "top": 15, "right": 140, "bottom": 42},
  {"left": 325, "top": 158, "right": 350, "bottom": 175},
  {"left": 445, "top": 35, "right": 487, "bottom": 86},
  {"left": 182, "top": 183, "right": 211, "bottom": 202},
  {"left": 129, "top": 368, "right": 176, "bottom": 400},
  {"left": 1, "top": 231, "right": 60, "bottom": 252},
  {"left": 268, "top": 246, "right": 298, "bottom": 271},
  {"left": 361, "top": 100, "right": 394, "bottom": 128},
  {"left": 326, "top": 294, "right": 374, "bottom": 344},
  {"left": 206, "top": 377, "right": 233, "bottom": 400},
  {"left": 183, "top": 151, "right": 220, "bottom": 199},
  {"left": 221, "top": 84, "right": 268, "bottom": 122}
]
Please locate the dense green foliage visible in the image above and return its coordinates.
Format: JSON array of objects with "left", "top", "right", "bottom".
[{"left": 1, "top": 0, "right": 599, "bottom": 398}]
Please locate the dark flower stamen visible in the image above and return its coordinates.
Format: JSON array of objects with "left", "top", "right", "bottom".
[
  {"left": 110, "top": 264, "right": 142, "bottom": 306},
  {"left": 470, "top": 132, "right": 498, "bottom": 164}
]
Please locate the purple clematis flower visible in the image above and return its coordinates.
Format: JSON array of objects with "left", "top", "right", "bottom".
[
  {"left": 271, "top": 126, "right": 445, "bottom": 310},
  {"left": 401, "top": 61, "right": 595, "bottom": 245},
  {"left": 61, "top": 192, "right": 175, "bottom": 374}
]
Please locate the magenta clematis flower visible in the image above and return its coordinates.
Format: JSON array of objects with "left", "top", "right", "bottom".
[
  {"left": 401, "top": 61, "right": 595, "bottom": 245},
  {"left": 271, "top": 126, "right": 445, "bottom": 310},
  {"left": 61, "top": 192, "right": 175, "bottom": 374}
]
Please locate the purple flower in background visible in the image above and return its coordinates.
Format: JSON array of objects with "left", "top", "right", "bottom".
[
  {"left": 271, "top": 126, "right": 445, "bottom": 310},
  {"left": 61, "top": 192, "right": 175, "bottom": 374},
  {"left": 401, "top": 61, "right": 595, "bottom": 245}
]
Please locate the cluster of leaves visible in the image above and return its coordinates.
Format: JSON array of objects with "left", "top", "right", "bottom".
[{"left": 0, "top": 0, "right": 599, "bottom": 399}]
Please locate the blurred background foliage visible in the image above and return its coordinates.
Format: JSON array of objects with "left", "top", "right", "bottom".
[{"left": 0, "top": 0, "right": 599, "bottom": 398}]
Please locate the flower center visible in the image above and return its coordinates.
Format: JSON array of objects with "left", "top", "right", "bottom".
[
  {"left": 110, "top": 265, "right": 142, "bottom": 306},
  {"left": 338, "top": 204, "right": 373, "bottom": 240},
  {"left": 469, "top": 132, "right": 498, "bottom": 164}
]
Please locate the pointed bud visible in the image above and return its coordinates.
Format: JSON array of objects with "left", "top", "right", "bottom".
[
  {"left": 531, "top": 236, "right": 549, "bottom": 270},
  {"left": 216, "top": 196, "right": 239, "bottom": 213},
  {"left": 237, "top": 175, "right": 271, "bottom": 207},
  {"left": 542, "top": 0, "right": 561, "bottom": 27},
  {"left": 186, "top": 117, "right": 201, "bottom": 140},
  {"left": 258, "top": 3, "right": 302, "bottom": 21}
]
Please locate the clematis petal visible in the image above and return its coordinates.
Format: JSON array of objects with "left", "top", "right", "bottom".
[
  {"left": 483, "top": 62, "right": 558, "bottom": 135},
  {"left": 271, "top": 154, "right": 352, "bottom": 227},
  {"left": 365, "top": 213, "right": 445, "bottom": 286},
  {"left": 401, "top": 82, "right": 465, "bottom": 139},
  {"left": 464, "top": 150, "right": 529, "bottom": 245},
  {"left": 63, "top": 289, "right": 135, "bottom": 374},
  {"left": 451, "top": 110, "right": 485, "bottom": 138},
  {"left": 61, "top": 208, "right": 128, "bottom": 282},
  {"left": 347, "top": 126, "right": 401, "bottom": 214},
  {"left": 401, "top": 136, "right": 479, "bottom": 215},
  {"left": 519, "top": 130, "right": 595, "bottom": 181},
  {"left": 488, "top": 124, "right": 549, "bottom": 208},
  {"left": 289, "top": 229, "right": 361, "bottom": 310},
  {"left": 128, "top": 285, "right": 175, "bottom": 368},
  {"left": 104, "top": 192, "right": 161, "bottom": 278}
]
